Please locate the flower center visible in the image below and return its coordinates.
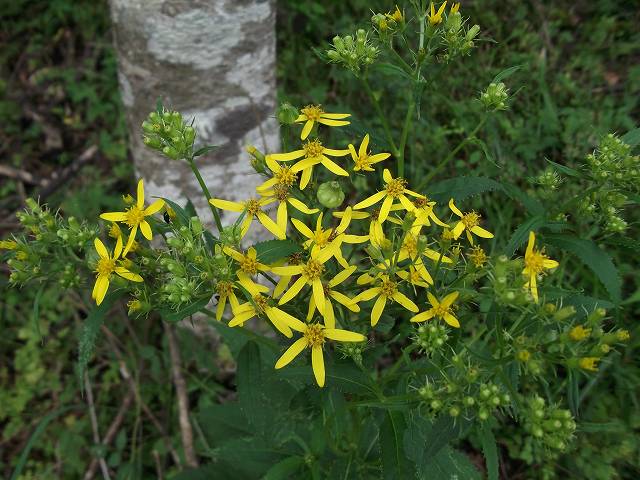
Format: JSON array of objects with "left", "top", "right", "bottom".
[
  {"left": 125, "top": 206, "right": 145, "bottom": 228},
  {"left": 253, "top": 294, "right": 268, "bottom": 312},
  {"left": 301, "top": 104, "right": 324, "bottom": 121},
  {"left": 303, "top": 139, "right": 324, "bottom": 158},
  {"left": 385, "top": 178, "right": 407, "bottom": 198},
  {"left": 245, "top": 199, "right": 261, "bottom": 215},
  {"left": 461, "top": 211, "right": 480, "bottom": 228},
  {"left": 108, "top": 223, "right": 122, "bottom": 239},
  {"left": 96, "top": 257, "right": 116, "bottom": 277},
  {"left": 403, "top": 235, "right": 418, "bottom": 258},
  {"left": 469, "top": 246, "right": 488, "bottom": 267},
  {"left": 303, "top": 323, "right": 326, "bottom": 348},
  {"left": 288, "top": 252, "right": 303, "bottom": 265},
  {"left": 413, "top": 197, "right": 428, "bottom": 208},
  {"left": 355, "top": 153, "right": 371, "bottom": 169},
  {"left": 313, "top": 229, "right": 331, "bottom": 247},
  {"left": 433, "top": 303, "right": 452, "bottom": 318},
  {"left": 240, "top": 255, "right": 259, "bottom": 275},
  {"left": 525, "top": 250, "right": 547, "bottom": 274},
  {"left": 303, "top": 259, "right": 325, "bottom": 280},
  {"left": 273, "top": 184, "right": 290, "bottom": 202},
  {"left": 380, "top": 279, "right": 398, "bottom": 297},
  {"left": 275, "top": 166, "right": 297, "bottom": 187},
  {"left": 217, "top": 281, "right": 233, "bottom": 297}
]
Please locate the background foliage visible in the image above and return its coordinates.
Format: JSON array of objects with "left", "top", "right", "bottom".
[{"left": 1, "top": 0, "right": 638, "bottom": 478}]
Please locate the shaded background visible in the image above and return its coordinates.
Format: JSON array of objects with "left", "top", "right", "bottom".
[{"left": 1, "top": 0, "right": 638, "bottom": 478}]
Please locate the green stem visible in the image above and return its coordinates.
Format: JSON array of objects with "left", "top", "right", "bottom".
[
  {"left": 361, "top": 76, "right": 398, "bottom": 155},
  {"left": 416, "top": 115, "right": 487, "bottom": 191},
  {"left": 187, "top": 156, "right": 223, "bottom": 232}
]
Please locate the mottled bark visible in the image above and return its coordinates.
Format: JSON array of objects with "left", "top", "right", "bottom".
[{"left": 109, "top": 0, "right": 279, "bottom": 231}]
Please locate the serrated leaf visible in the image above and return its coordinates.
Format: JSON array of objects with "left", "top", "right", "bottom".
[
  {"left": 504, "top": 215, "right": 546, "bottom": 256},
  {"left": 492, "top": 64, "right": 523, "bottom": 83},
  {"left": 428, "top": 176, "right": 503, "bottom": 203},
  {"left": 480, "top": 426, "right": 499, "bottom": 480},
  {"left": 253, "top": 239, "right": 301, "bottom": 264},
  {"left": 499, "top": 183, "right": 544, "bottom": 216},
  {"left": 237, "top": 341, "right": 268, "bottom": 432},
  {"left": 425, "top": 446, "right": 482, "bottom": 480},
  {"left": 545, "top": 234, "right": 622, "bottom": 304}
]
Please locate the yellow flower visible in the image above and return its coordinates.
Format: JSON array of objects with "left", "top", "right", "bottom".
[
  {"left": 306, "top": 265, "right": 361, "bottom": 328},
  {"left": 269, "top": 139, "right": 350, "bottom": 190},
  {"left": 578, "top": 357, "right": 600, "bottom": 372},
  {"left": 223, "top": 246, "right": 272, "bottom": 295},
  {"left": 258, "top": 184, "right": 319, "bottom": 235},
  {"left": 257, "top": 156, "right": 299, "bottom": 191},
  {"left": 215, "top": 280, "right": 241, "bottom": 320},
  {"left": 292, "top": 207, "right": 368, "bottom": 268},
  {"left": 522, "top": 231, "right": 559, "bottom": 302},
  {"left": 516, "top": 350, "right": 531, "bottom": 362},
  {"left": 210, "top": 197, "right": 285, "bottom": 239},
  {"left": 0, "top": 239, "right": 18, "bottom": 250},
  {"left": 448, "top": 198, "right": 494, "bottom": 245},
  {"left": 428, "top": 1, "right": 447, "bottom": 25},
  {"left": 92, "top": 236, "right": 143, "bottom": 305},
  {"left": 348, "top": 134, "right": 391, "bottom": 172},
  {"left": 398, "top": 232, "right": 452, "bottom": 268},
  {"left": 569, "top": 325, "right": 591, "bottom": 341},
  {"left": 410, "top": 291, "right": 460, "bottom": 328},
  {"left": 295, "top": 104, "right": 351, "bottom": 140},
  {"left": 272, "top": 243, "right": 341, "bottom": 317},
  {"left": 100, "top": 179, "right": 165, "bottom": 256},
  {"left": 352, "top": 275, "right": 419, "bottom": 326},
  {"left": 228, "top": 281, "right": 304, "bottom": 338},
  {"left": 396, "top": 265, "right": 431, "bottom": 288},
  {"left": 387, "top": 5, "right": 403, "bottom": 23},
  {"left": 333, "top": 209, "right": 385, "bottom": 248},
  {"left": 274, "top": 320, "right": 366, "bottom": 387},
  {"left": 617, "top": 329, "right": 630, "bottom": 342},
  {"left": 108, "top": 223, "right": 122, "bottom": 240},
  {"left": 450, "top": 2, "right": 460, "bottom": 14},
  {"left": 468, "top": 246, "right": 488, "bottom": 267},
  {"left": 353, "top": 169, "right": 424, "bottom": 223}
]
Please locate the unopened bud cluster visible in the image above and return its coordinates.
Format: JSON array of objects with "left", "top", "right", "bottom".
[
  {"left": 412, "top": 323, "right": 448, "bottom": 356},
  {"left": 417, "top": 354, "right": 510, "bottom": 421},
  {"left": 521, "top": 395, "right": 575, "bottom": 452},
  {"left": 326, "top": 30, "right": 379, "bottom": 73},
  {"left": 586, "top": 134, "right": 639, "bottom": 192},
  {"left": 480, "top": 82, "right": 509, "bottom": 111},
  {"left": 142, "top": 108, "right": 196, "bottom": 160},
  {"left": 491, "top": 255, "right": 530, "bottom": 305},
  {"left": 441, "top": 11, "right": 479, "bottom": 61}
]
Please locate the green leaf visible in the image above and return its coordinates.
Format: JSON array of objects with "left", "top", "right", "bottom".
[
  {"left": 428, "top": 176, "right": 503, "bottom": 203},
  {"left": 160, "top": 297, "right": 210, "bottom": 323},
  {"left": 480, "top": 426, "right": 499, "bottom": 480},
  {"left": 492, "top": 64, "right": 523, "bottom": 83},
  {"left": 32, "top": 284, "right": 45, "bottom": 341},
  {"left": 253, "top": 239, "right": 301, "bottom": 264},
  {"left": 278, "top": 360, "right": 376, "bottom": 394},
  {"left": 193, "top": 145, "right": 217, "bottom": 157},
  {"left": 621, "top": 127, "right": 640, "bottom": 147},
  {"left": 263, "top": 457, "right": 305, "bottom": 480},
  {"left": 198, "top": 403, "right": 252, "bottom": 446},
  {"left": 424, "top": 446, "right": 482, "bottom": 480},
  {"left": 237, "top": 341, "right": 269, "bottom": 432},
  {"left": 77, "top": 291, "right": 121, "bottom": 389},
  {"left": 380, "top": 411, "right": 413, "bottom": 480},
  {"left": 504, "top": 215, "right": 546, "bottom": 256},
  {"left": 567, "top": 369, "right": 580, "bottom": 416},
  {"left": 545, "top": 234, "right": 622, "bottom": 304},
  {"left": 499, "top": 183, "right": 544, "bottom": 216},
  {"left": 546, "top": 159, "right": 583, "bottom": 178},
  {"left": 160, "top": 197, "right": 191, "bottom": 226},
  {"left": 372, "top": 62, "right": 414, "bottom": 80}
]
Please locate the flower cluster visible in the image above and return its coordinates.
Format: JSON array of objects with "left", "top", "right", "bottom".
[{"left": 326, "top": 29, "right": 379, "bottom": 73}]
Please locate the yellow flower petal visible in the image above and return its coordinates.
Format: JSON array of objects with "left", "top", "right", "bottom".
[
  {"left": 324, "top": 328, "right": 366, "bottom": 342},
  {"left": 115, "top": 267, "right": 143, "bottom": 282},
  {"left": 452, "top": 221, "right": 465, "bottom": 239},
  {"left": 137, "top": 179, "right": 144, "bottom": 208},
  {"left": 270, "top": 150, "right": 305, "bottom": 162},
  {"left": 353, "top": 190, "right": 386, "bottom": 210},
  {"left": 317, "top": 118, "right": 350, "bottom": 127},
  {"left": 275, "top": 337, "right": 308, "bottom": 369},
  {"left": 328, "top": 265, "right": 357, "bottom": 287},
  {"left": 448, "top": 198, "right": 463, "bottom": 218},
  {"left": 410, "top": 309, "right": 436, "bottom": 323},
  {"left": 291, "top": 218, "right": 315, "bottom": 239},
  {"left": 392, "top": 291, "right": 419, "bottom": 312},
  {"left": 100, "top": 212, "right": 127, "bottom": 222},
  {"left": 382, "top": 169, "right": 393, "bottom": 183},
  {"left": 229, "top": 308, "right": 256, "bottom": 327},
  {"left": 320, "top": 156, "right": 349, "bottom": 176},
  {"left": 279, "top": 276, "right": 307, "bottom": 305},
  {"left": 323, "top": 299, "right": 335, "bottom": 329},
  {"left": 144, "top": 199, "right": 165, "bottom": 216},
  {"left": 257, "top": 211, "right": 286, "bottom": 239},
  {"left": 288, "top": 197, "right": 318, "bottom": 214},
  {"left": 94, "top": 238, "right": 109, "bottom": 259},
  {"left": 210, "top": 198, "right": 245, "bottom": 212},
  {"left": 312, "top": 279, "right": 326, "bottom": 314},
  {"left": 271, "top": 265, "right": 304, "bottom": 276},
  {"left": 471, "top": 225, "right": 494, "bottom": 239},
  {"left": 371, "top": 295, "right": 387, "bottom": 326},
  {"left": 311, "top": 345, "right": 325, "bottom": 387},
  {"left": 301, "top": 119, "right": 314, "bottom": 140},
  {"left": 122, "top": 225, "right": 138, "bottom": 257},
  {"left": 444, "top": 313, "right": 460, "bottom": 328},
  {"left": 140, "top": 220, "right": 152, "bottom": 240},
  {"left": 378, "top": 196, "right": 393, "bottom": 223},
  {"left": 441, "top": 291, "right": 459, "bottom": 308},
  {"left": 320, "top": 113, "right": 351, "bottom": 120},
  {"left": 300, "top": 168, "right": 313, "bottom": 190},
  {"left": 95, "top": 276, "right": 110, "bottom": 305}
]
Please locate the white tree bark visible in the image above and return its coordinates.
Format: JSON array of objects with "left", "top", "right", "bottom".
[{"left": 109, "top": 0, "right": 279, "bottom": 229}]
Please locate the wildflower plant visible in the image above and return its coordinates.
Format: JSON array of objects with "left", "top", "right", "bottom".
[{"left": 1, "top": 2, "right": 636, "bottom": 478}]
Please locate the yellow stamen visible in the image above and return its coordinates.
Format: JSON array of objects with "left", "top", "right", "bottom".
[
  {"left": 303, "top": 323, "right": 326, "bottom": 348},
  {"left": 303, "top": 259, "right": 325, "bottom": 280},
  {"left": 125, "top": 206, "right": 145, "bottom": 228},
  {"left": 303, "top": 139, "right": 325, "bottom": 158},
  {"left": 96, "top": 257, "right": 116, "bottom": 277},
  {"left": 385, "top": 177, "right": 407, "bottom": 198},
  {"left": 380, "top": 279, "right": 398, "bottom": 298},
  {"left": 301, "top": 105, "right": 324, "bottom": 121}
]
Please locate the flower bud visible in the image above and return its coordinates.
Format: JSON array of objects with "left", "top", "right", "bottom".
[
  {"left": 276, "top": 102, "right": 300, "bottom": 125},
  {"left": 317, "top": 181, "right": 345, "bottom": 208}
]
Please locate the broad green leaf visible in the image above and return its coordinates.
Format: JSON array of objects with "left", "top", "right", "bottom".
[
  {"left": 425, "top": 446, "right": 482, "bottom": 480},
  {"left": 237, "top": 341, "right": 269, "bottom": 432},
  {"left": 198, "top": 403, "right": 252, "bottom": 446},
  {"left": 428, "top": 176, "right": 503, "bottom": 203},
  {"left": 380, "top": 411, "right": 413, "bottom": 480},
  {"left": 480, "top": 425, "right": 499, "bottom": 480},
  {"left": 545, "top": 234, "right": 622, "bottom": 304},
  {"left": 498, "top": 182, "right": 544, "bottom": 216},
  {"left": 372, "top": 62, "right": 414, "bottom": 80},
  {"left": 263, "top": 457, "right": 305, "bottom": 480},
  {"left": 546, "top": 159, "right": 582, "bottom": 178},
  {"left": 193, "top": 145, "right": 217, "bottom": 157},
  {"left": 253, "top": 239, "right": 301, "bottom": 264},
  {"left": 159, "top": 197, "right": 191, "bottom": 226},
  {"left": 621, "top": 127, "right": 640, "bottom": 147}
]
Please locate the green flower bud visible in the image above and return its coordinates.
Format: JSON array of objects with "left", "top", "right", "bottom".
[
  {"left": 276, "top": 102, "right": 300, "bottom": 125},
  {"left": 317, "top": 181, "right": 345, "bottom": 208}
]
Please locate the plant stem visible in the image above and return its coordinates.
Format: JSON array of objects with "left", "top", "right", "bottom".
[
  {"left": 416, "top": 115, "right": 487, "bottom": 191},
  {"left": 361, "top": 76, "right": 398, "bottom": 155},
  {"left": 187, "top": 156, "right": 224, "bottom": 232},
  {"left": 397, "top": 100, "right": 415, "bottom": 178}
]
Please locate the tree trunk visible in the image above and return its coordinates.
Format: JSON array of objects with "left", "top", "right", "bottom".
[{"left": 109, "top": 0, "right": 278, "bottom": 229}]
